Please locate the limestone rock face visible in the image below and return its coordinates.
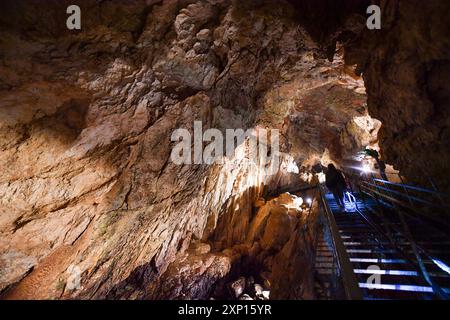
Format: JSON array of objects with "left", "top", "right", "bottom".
[
  {"left": 289, "top": 0, "right": 450, "bottom": 190},
  {"left": 147, "top": 193, "right": 319, "bottom": 300},
  {"left": 0, "top": 0, "right": 335, "bottom": 299},
  {"left": 361, "top": 1, "right": 450, "bottom": 191},
  {"left": 1, "top": 0, "right": 442, "bottom": 300},
  {"left": 144, "top": 242, "right": 232, "bottom": 300},
  {"left": 261, "top": 210, "right": 297, "bottom": 251}
]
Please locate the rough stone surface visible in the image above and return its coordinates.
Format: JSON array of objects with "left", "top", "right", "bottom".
[
  {"left": 361, "top": 1, "right": 450, "bottom": 191},
  {"left": 289, "top": 0, "right": 450, "bottom": 190},
  {"left": 0, "top": 0, "right": 443, "bottom": 299}
]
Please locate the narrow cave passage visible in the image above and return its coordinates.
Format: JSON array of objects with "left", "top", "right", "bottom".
[{"left": 0, "top": 0, "right": 449, "bottom": 302}]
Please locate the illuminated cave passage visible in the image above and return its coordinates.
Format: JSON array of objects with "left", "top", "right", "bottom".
[{"left": 0, "top": 1, "right": 449, "bottom": 300}]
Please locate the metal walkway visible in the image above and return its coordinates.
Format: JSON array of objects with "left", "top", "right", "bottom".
[{"left": 316, "top": 177, "right": 450, "bottom": 300}]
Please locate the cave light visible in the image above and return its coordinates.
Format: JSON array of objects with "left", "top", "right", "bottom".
[
  {"left": 306, "top": 198, "right": 312, "bottom": 205},
  {"left": 344, "top": 156, "right": 375, "bottom": 174},
  {"left": 361, "top": 163, "right": 371, "bottom": 173},
  {"left": 345, "top": 162, "right": 374, "bottom": 174}
]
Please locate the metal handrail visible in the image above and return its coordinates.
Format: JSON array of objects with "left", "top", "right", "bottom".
[
  {"left": 360, "top": 183, "right": 450, "bottom": 229},
  {"left": 359, "top": 188, "right": 449, "bottom": 299},
  {"left": 352, "top": 176, "right": 450, "bottom": 299},
  {"left": 345, "top": 168, "right": 450, "bottom": 226},
  {"left": 361, "top": 181, "right": 450, "bottom": 209},
  {"left": 372, "top": 178, "right": 450, "bottom": 198},
  {"left": 317, "top": 167, "right": 449, "bottom": 299},
  {"left": 318, "top": 185, "right": 363, "bottom": 300}
]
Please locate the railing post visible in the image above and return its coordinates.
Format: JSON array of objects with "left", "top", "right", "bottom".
[
  {"left": 346, "top": 169, "right": 449, "bottom": 299},
  {"left": 398, "top": 175, "right": 415, "bottom": 207},
  {"left": 427, "top": 176, "right": 446, "bottom": 206},
  {"left": 319, "top": 185, "right": 363, "bottom": 300}
]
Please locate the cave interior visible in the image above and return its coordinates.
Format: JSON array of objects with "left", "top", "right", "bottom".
[{"left": 0, "top": 0, "right": 449, "bottom": 300}]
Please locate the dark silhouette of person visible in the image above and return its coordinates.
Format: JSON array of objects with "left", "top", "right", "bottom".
[
  {"left": 364, "top": 148, "right": 389, "bottom": 181},
  {"left": 325, "top": 164, "right": 347, "bottom": 211}
]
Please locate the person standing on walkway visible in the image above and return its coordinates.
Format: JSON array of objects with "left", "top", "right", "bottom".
[{"left": 325, "top": 164, "right": 347, "bottom": 212}]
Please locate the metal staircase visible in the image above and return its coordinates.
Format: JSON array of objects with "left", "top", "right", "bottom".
[{"left": 316, "top": 175, "right": 450, "bottom": 300}]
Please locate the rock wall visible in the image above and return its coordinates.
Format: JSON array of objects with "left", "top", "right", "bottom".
[
  {"left": 0, "top": 0, "right": 295, "bottom": 299},
  {"left": 0, "top": 0, "right": 395, "bottom": 299},
  {"left": 146, "top": 192, "right": 319, "bottom": 300},
  {"left": 290, "top": 0, "right": 450, "bottom": 190},
  {"left": 360, "top": 0, "right": 450, "bottom": 191}
]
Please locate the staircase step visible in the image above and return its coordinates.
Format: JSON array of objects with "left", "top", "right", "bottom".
[
  {"left": 321, "top": 191, "right": 450, "bottom": 300},
  {"left": 359, "top": 282, "right": 450, "bottom": 294},
  {"left": 354, "top": 269, "right": 418, "bottom": 276},
  {"left": 350, "top": 258, "right": 406, "bottom": 264}
]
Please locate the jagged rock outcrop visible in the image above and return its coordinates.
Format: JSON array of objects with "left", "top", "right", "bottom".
[
  {"left": 1, "top": 0, "right": 442, "bottom": 300},
  {"left": 146, "top": 192, "right": 319, "bottom": 300},
  {"left": 360, "top": 0, "right": 450, "bottom": 191},
  {"left": 288, "top": 0, "right": 450, "bottom": 190}
]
